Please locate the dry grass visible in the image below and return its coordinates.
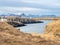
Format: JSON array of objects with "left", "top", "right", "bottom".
[{"left": 0, "top": 22, "right": 60, "bottom": 45}]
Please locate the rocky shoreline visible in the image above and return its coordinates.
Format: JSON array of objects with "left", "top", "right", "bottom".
[
  {"left": 22, "top": 21, "right": 43, "bottom": 24},
  {"left": 7, "top": 21, "right": 26, "bottom": 27},
  {"left": 7, "top": 21, "right": 43, "bottom": 27}
]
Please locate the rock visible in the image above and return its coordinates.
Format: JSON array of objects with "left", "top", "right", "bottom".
[{"left": 7, "top": 21, "right": 26, "bottom": 27}]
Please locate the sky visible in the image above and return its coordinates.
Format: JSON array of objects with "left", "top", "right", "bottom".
[{"left": 0, "top": 0, "right": 60, "bottom": 16}]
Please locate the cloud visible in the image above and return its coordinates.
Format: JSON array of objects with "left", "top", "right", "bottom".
[
  {"left": 0, "top": 7, "right": 42, "bottom": 13},
  {"left": 0, "top": 0, "right": 60, "bottom": 15},
  {"left": 22, "top": 0, "right": 60, "bottom": 7},
  {"left": 0, "top": 6, "right": 53, "bottom": 15},
  {"left": 0, "top": 0, "right": 60, "bottom": 7},
  {"left": 0, "top": 7, "right": 40, "bottom": 11}
]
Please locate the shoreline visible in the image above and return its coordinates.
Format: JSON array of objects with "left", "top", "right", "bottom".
[{"left": 7, "top": 21, "right": 43, "bottom": 27}]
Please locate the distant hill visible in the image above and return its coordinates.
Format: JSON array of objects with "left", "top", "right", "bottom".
[
  {"left": 0, "top": 13, "right": 59, "bottom": 18},
  {"left": 20, "top": 13, "right": 40, "bottom": 18},
  {"left": 40, "top": 15, "right": 57, "bottom": 18}
]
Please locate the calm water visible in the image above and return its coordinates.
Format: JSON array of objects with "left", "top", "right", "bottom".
[{"left": 17, "top": 20, "right": 53, "bottom": 34}]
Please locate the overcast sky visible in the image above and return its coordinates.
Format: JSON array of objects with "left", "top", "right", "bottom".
[{"left": 0, "top": 0, "right": 60, "bottom": 16}]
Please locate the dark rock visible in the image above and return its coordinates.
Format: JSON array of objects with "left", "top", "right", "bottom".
[{"left": 7, "top": 21, "right": 26, "bottom": 27}]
